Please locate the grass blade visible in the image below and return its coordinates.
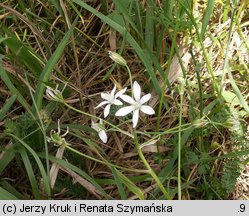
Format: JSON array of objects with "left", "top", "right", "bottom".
[
  {"left": 0, "top": 181, "right": 25, "bottom": 199},
  {"left": 7, "top": 133, "right": 51, "bottom": 198},
  {"left": 1, "top": 30, "right": 42, "bottom": 76},
  {"left": 117, "top": 170, "right": 145, "bottom": 200},
  {"left": 0, "top": 64, "right": 34, "bottom": 118},
  {"left": 200, "top": 0, "right": 215, "bottom": 40},
  {"left": 0, "top": 95, "right": 17, "bottom": 121},
  {"left": 0, "top": 187, "right": 18, "bottom": 200},
  {"left": 18, "top": 147, "right": 41, "bottom": 199},
  {"left": 111, "top": 167, "right": 127, "bottom": 199},
  {"left": 71, "top": 0, "right": 162, "bottom": 98},
  {"left": 33, "top": 19, "right": 77, "bottom": 111},
  {"left": 39, "top": 153, "right": 111, "bottom": 199},
  {"left": 0, "top": 146, "right": 15, "bottom": 175}
]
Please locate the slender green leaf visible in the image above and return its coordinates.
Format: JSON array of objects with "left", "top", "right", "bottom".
[
  {"left": 0, "top": 64, "right": 34, "bottom": 118},
  {"left": 0, "top": 187, "right": 18, "bottom": 200},
  {"left": 0, "top": 95, "right": 17, "bottom": 121},
  {"left": 201, "top": 0, "right": 216, "bottom": 40},
  {"left": 38, "top": 153, "right": 111, "bottom": 199},
  {"left": 145, "top": 5, "right": 154, "bottom": 53},
  {"left": 0, "top": 181, "right": 25, "bottom": 199},
  {"left": 1, "top": 30, "right": 42, "bottom": 76},
  {"left": 111, "top": 167, "right": 127, "bottom": 200},
  {"left": 117, "top": 170, "right": 145, "bottom": 200},
  {"left": 0, "top": 147, "right": 15, "bottom": 175},
  {"left": 7, "top": 133, "right": 51, "bottom": 197},
  {"left": 48, "top": 0, "right": 63, "bottom": 15},
  {"left": 18, "top": 147, "right": 41, "bottom": 199},
  {"left": 33, "top": 20, "right": 77, "bottom": 111},
  {"left": 71, "top": 0, "right": 162, "bottom": 98},
  {"left": 226, "top": 66, "right": 249, "bottom": 113}
]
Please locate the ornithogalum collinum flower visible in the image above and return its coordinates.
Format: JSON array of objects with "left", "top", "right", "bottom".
[
  {"left": 46, "top": 85, "right": 64, "bottom": 103},
  {"left": 95, "top": 84, "right": 127, "bottom": 118},
  {"left": 91, "top": 119, "right": 108, "bottom": 143},
  {"left": 115, "top": 81, "right": 155, "bottom": 128}
]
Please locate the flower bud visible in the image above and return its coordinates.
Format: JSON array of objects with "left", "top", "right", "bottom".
[
  {"left": 46, "top": 86, "right": 64, "bottom": 103},
  {"left": 108, "top": 51, "right": 127, "bottom": 66}
]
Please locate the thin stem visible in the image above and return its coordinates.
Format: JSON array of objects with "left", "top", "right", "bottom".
[
  {"left": 134, "top": 131, "right": 171, "bottom": 200},
  {"left": 177, "top": 91, "right": 183, "bottom": 200},
  {"left": 64, "top": 144, "right": 147, "bottom": 173},
  {"left": 126, "top": 65, "right": 133, "bottom": 97},
  {"left": 64, "top": 103, "right": 134, "bottom": 138}
]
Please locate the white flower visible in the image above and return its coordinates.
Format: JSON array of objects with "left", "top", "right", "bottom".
[
  {"left": 46, "top": 84, "right": 67, "bottom": 103},
  {"left": 46, "top": 86, "right": 64, "bottom": 103},
  {"left": 91, "top": 120, "right": 107, "bottom": 143},
  {"left": 115, "top": 81, "right": 155, "bottom": 128},
  {"left": 95, "top": 84, "right": 127, "bottom": 118}
]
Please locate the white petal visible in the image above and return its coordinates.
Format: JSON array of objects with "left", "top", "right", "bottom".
[
  {"left": 110, "top": 84, "right": 117, "bottom": 97},
  {"left": 113, "top": 99, "right": 123, "bottom": 106},
  {"left": 95, "top": 100, "right": 109, "bottom": 108},
  {"left": 104, "top": 104, "right": 111, "bottom": 118},
  {"left": 140, "top": 105, "right": 155, "bottom": 115},
  {"left": 101, "top": 93, "right": 111, "bottom": 101},
  {"left": 140, "top": 93, "right": 151, "bottom": 104},
  {"left": 98, "top": 130, "right": 107, "bottom": 143},
  {"left": 120, "top": 94, "right": 136, "bottom": 104},
  {"left": 133, "top": 81, "right": 141, "bottom": 101},
  {"left": 46, "top": 90, "right": 55, "bottom": 99},
  {"left": 132, "top": 109, "right": 139, "bottom": 128},
  {"left": 115, "top": 106, "right": 135, "bottom": 116},
  {"left": 91, "top": 121, "right": 100, "bottom": 132},
  {"left": 115, "top": 87, "right": 127, "bottom": 98}
]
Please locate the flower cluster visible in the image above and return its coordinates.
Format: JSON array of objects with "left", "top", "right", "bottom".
[
  {"left": 94, "top": 81, "right": 155, "bottom": 142},
  {"left": 46, "top": 52, "right": 155, "bottom": 144}
]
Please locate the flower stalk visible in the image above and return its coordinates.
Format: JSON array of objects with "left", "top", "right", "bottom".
[{"left": 134, "top": 131, "right": 171, "bottom": 200}]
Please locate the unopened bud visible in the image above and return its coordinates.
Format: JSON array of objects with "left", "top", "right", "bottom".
[
  {"left": 108, "top": 51, "right": 127, "bottom": 66},
  {"left": 192, "top": 118, "right": 208, "bottom": 128}
]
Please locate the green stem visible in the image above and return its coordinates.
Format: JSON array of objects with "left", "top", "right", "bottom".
[
  {"left": 177, "top": 91, "right": 183, "bottom": 200},
  {"left": 134, "top": 131, "right": 171, "bottom": 199},
  {"left": 64, "top": 144, "right": 147, "bottom": 173},
  {"left": 64, "top": 103, "right": 134, "bottom": 138},
  {"left": 126, "top": 65, "right": 133, "bottom": 97},
  {"left": 156, "top": 14, "right": 179, "bottom": 132}
]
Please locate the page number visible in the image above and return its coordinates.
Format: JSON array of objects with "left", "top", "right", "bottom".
[{"left": 238, "top": 204, "right": 245, "bottom": 213}]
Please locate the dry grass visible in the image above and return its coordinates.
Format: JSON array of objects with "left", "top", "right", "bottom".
[{"left": 0, "top": 0, "right": 248, "bottom": 200}]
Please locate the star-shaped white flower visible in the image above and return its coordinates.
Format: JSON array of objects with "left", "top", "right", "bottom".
[
  {"left": 115, "top": 81, "right": 155, "bottom": 128},
  {"left": 91, "top": 120, "right": 107, "bottom": 143},
  {"left": 95, "top": 84, "right": 127, "bottom": 118}
]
